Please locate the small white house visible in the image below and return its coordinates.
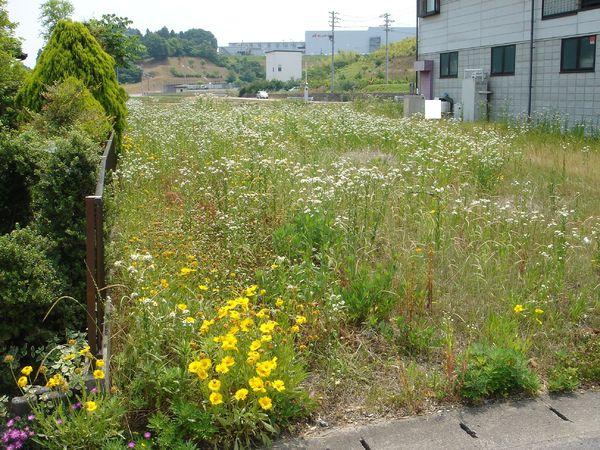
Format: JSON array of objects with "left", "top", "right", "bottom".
[{"left": 265, "top": 50, "right": 303, "bottom": 82}]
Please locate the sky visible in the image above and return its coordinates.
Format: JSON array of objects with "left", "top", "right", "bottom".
[{"left": 7, "top": 0, "right": 417, "bottom": 67}]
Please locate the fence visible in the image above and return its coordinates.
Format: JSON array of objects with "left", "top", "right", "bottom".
[{"left": 85, "top": 131, "right": 117, "bottom": 357}]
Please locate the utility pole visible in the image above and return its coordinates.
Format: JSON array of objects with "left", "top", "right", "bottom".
[
  {"left": 329, "top": 11, "right": 339, "bottom": 94},
  {"left": 381, "top": 13, "right": 394, "bottom": 84}
]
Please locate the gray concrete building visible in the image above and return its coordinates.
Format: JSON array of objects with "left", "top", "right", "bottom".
[
  {"left": 305, "top": 27, "right": 415, "bottom": 55},
  {"left": 416, "top": 0, "right": 600, "bottom": 127}
]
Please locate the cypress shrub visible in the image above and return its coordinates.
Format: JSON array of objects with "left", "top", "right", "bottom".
[{"left": 16, "top": 20, "right": 126, "bottom": 143}]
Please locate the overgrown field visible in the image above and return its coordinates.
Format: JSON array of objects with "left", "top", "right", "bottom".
[{"left": 108, "top": 97, "right": 599, "bottom": 447}]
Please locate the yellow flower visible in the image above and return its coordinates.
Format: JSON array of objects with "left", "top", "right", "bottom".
[
  {"left": 258, "top": 396, "right": 273, "bottom": 410},
  {"left": 198, "top": 284, "right": 209, "bottom": 291},
  {"left": 160, "top": 279, "right": 169, "bottom": 288},
  {"left": 196, "top": 369, "right": 208, "bottom": 380},
  {"left": 256, "top": 308, "right": 269, "bottom": 319},
  {"left": 245, "top": 285, "right": 258, "bottom": 297},
  {"left": 96, "top": 359, "right": 105, "bottom": 368},
  {"left": 534, "top": 308, "right": 544, "bottom": 315},
  {"left": 199, "top": 319, "right": 214, "bottom": 334},
  {"left": 249, "top": 376, "right": 266, "bottom": 393},
  {"left": 17, "top": 376, "right": 28, "bottom": 388},
  {"left": 222, "top": 356, "right": 235, "bottom": 367},
  {"left": 198, "top": 358, "right": 212, "bottom": 370},
  {"left": 215, "top": 363, "right": 229, "bottom": 374},
  {"left": 179, "top": 267, "right": 196, "bottom": 276},
  {"left": 188, "top": 361, "right": 202, "bottom": 374},
  {"left": 295, "top": 315, "right": 307, "bottom": 325},
  {"left": 240, "top": 318, "right": 254, "bottom": 332},
  {"left": 271, "top": 264, "right": 279, "bottom": 270},
  {"left": 209, "top": 392, "right": 223, "bottom": 405},
  {"left": 261, "top": 334, "right": 272, "bottom": 343},
  {"left": 208, "top": 379, "right": 221, "bottom": 391},
  {"left": 185, "top": 317, "right": 196, "bottom": 324},
  {"left": 513, "top": 304, "right": 525, "bottom": 314},
  {"left": 21, "top": 366, "right": 33, "bottom": 376},
  {"left": 229, "top": 310, "right": 241, "bottom": 320},
  {"left": 259, "top": 289, "right": 266, "bottom": 296},
  {"left": 93, "top": 369, "right": 105, "bottom": 380},
  {"left": 291, "top": 325, "right": 300, "bottom": 333},
  {"left": 256, "top": 362, "right": 273, "bottom": 378},
  {"left": 247, "top": 351, "right": 260, "bottom": 365},
  {"left": 79, "top": 346, "right": 91, "bottom": 356},
  {"left": 234, "top": 388, "right": 249, "bottom": 401},
  {"left": 275, "top": 298, "right": 284, "bottom": 307},
  {"left": 177, "top": 303, "right": 187, "bottom": 311},
  {"left": 84, "top": 401, "right": 97, "bottom": 412},
  {"left": 271, "top": 379, "right": 285, "bottom": 392},
  {"left": 259, "top": 321, "right": 277, "bottom": 334},
  {"left": 249, "top": 340, "right": 262, "bottom": 351},
  {"left": 63, "top": 353, "right": 75, "bottom": 361},
  {"left": 221, "top": 334, "right": 238, "bottom": 351}
]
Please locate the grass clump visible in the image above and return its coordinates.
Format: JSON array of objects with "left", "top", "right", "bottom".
[{"left": 460, "top": 344, "right": 540, "bottom": 402}]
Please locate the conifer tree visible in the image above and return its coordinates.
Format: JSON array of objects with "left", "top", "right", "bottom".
[{"left": 17, "top": 20, "right": 126, "bottom": 142}]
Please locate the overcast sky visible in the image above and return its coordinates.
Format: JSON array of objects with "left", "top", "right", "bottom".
[{"left": 7, "top": 0, "right": 416, "bottom": 67}]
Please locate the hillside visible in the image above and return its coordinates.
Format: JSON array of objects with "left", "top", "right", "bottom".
[{"left": 122, "top": 56, "right": 230, "bottom": 94}]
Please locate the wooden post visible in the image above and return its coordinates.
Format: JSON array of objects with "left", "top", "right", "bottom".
[{"left": 85, "top": 196, "right": 99, "bottom": 355}]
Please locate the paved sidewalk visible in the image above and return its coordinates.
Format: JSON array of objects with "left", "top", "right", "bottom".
[{"left": 274, "top": 391, "right": 600, "bottom": 449}]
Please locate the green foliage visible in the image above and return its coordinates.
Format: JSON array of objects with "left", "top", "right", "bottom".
[
  {"left": 394, "top": 316, "right": 439, "bottom": 357},
  {"left": 39, "top": 0, "right": 74, "bottom": 41},
  {"left": 32, "top": 130, "right": 99, "bottom": 300},
  {"left": 148, "top": 401, "right": 218, "bottom": 448},
  {"left": 460, "top": 344, "right": 540, "bottom": 402},
  {"left": 86, "top": 14, "right": 145, "bottom": 69},
  {"left": 547, "top": 365, "right": 580, "bottom": 393},
  {"left": 29, "top": 76, "right": 111, "bottom": 142},
  {"left": 222, "top": 56, "right": 264, "bottom": 83},
  {"left": 140, "top": 27, "right": 218, "bottom": 63},
  {"left": 0, "top": 0, "right": 28, "bottom": 128},
  {"left": 0, "top": 130, "right": 44, "bottom": 234},
  {"left": 238, "top": 79, "right": 298, "bottom": 97},
  {"left": 16, "top": 20, "right": 127, "bottom": 140}
]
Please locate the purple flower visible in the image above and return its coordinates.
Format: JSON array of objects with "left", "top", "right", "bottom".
[
  {"left": 27, "top": 415, "right": 35, "bottom": 421},
  {"left": 6, "top": 419, "right": 14, "bottom": 427},
  {"left": 90, "top": 387, "right": 98, "bottom": 394},
  {"left": 144, "top": 431, "right": 151, "bottom": 439},
  {"left": 71, "top": 402, "right": 82, "bottom": 410},
  {"left": 56, "top": 419, "right": 63, "bottom": 425},
  {"left": 128, "top": 442, "right": 135, "bottom": 448}
]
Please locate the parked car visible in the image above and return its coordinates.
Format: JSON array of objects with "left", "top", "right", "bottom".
[{"left": 256, "top": 90, "right": 269, "bottom": 99}]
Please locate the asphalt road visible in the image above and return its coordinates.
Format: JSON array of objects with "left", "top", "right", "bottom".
[{"left": 274, "top": 391, "right": 600, "bottom": 449}]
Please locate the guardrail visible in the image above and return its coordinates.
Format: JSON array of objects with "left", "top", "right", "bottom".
[{"left": 85, "top": 131, "right": 116, "bottom": 357}]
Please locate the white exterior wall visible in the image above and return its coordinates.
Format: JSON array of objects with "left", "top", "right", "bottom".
[
  {"left": 305, "top": 27, "right": 415, "bottom": 55},
  {"left": 266, "top": 51, "right": 303, "bottom": 82},
  {"left": 418, "top": 0, "right": 600, "bottom": 127}
]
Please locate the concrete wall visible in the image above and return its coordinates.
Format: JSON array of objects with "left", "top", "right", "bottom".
[
  {"left": 305, "top": 27, "right": 415, "bottom": 55},
  {"left": 266, "top": 51, "right": 303, "bottom": 82},
  {"left": 418, "top": 0, "right": 600, "bottom": 126}
]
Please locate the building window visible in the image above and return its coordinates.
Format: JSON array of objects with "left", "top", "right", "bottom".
[
  {"left": 542, "top": 0, "right": 578, "bottom": 18},
  {"left": 440, "top": 51, "right": 458, "bottom": 78},
  {"left": 561, "top": 35, "right": 596, "bottom": 72},
  {"left": 418, "top": 0, "right": 440, "bottom": 18},
  {"left": 491, "top": 45, "right": 516, "bottom": 76},
  {"left": 582, "top": 0, "right": 600, "bottom": 10},
  {"left": 277, "top": 65, "right": 282, "bottom": 72}
]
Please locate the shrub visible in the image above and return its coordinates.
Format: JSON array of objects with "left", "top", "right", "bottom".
[
  {"left": 16, "top": 20, "right": 126, "bottom": 142},
  {"left": 28, "top": 76, "right": 111, "bottom": 143},
  {"left": 0, "top": 131, "right": 44, "bottom": 234},
  {"left": 459, "top": 344, "right": 540, "bottom": 402},
  {"left": 547, "top": 366, "right": 580, "bottom": 393},
  {"left": 0, "top": 227, "right": 74, "bottom": 392},
  {"left": 32, "top": 130, "right": 99, "bottom": 300}
]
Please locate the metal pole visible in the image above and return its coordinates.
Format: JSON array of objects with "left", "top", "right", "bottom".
[
  {"left": 85, "top": 196, "right": 99, "bottom": 355},
  {"left": 528, "top": 0, "right": 535, "bottom": 118},
  {"left": 329, "top": 11, "right": 338, "bottom": 94},
  {"left": 381, "top": 13, "right": 393, "bottom": 84}
]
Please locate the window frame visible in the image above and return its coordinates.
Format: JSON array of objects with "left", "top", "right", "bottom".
[
  {"left": 440, "top": 51, "right": 458, "bottom": 79},
  {"left": 490, "top": 44, "right": 516, "bottom": 77},
  {"left": 560, "top": 35, "right": 596, "bottom": 73},
  {"left": 542, "top": 0, "right": 600, "bottom": 20},
  {"left": 418, "top": 0, "right": 440, "bottom": 18}
]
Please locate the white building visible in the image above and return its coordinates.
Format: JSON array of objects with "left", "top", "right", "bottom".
[
  {"left": 305, "top": 27, "right": 415, "bottom": 55},
  {"left": 266, "top": 50, "right": 303, "bottom": 82},
  {"left": 416, "top": 0, "right": 600, "bottom": 126},
  {"left": 220, "top": 41, "right": 305, "bottom": 56}
]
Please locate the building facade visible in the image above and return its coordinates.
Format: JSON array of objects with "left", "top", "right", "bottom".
[
  {"left": 220, "top": 41, "right": 305, "bottom": 56},
  {"left": 305, "top": 27, "right": 415, "bottom": 55},
  {"left": 416, "top": 0, "right": 600, "bottom": 126},
  {"left": 266, "top": 50, "right": 303, "bottom": 82}
]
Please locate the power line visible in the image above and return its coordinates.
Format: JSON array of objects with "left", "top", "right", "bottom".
[
  {"left": 381, "top": 12, "right": 394, "bottom": 83},
  {"left": 329, "top": 10, "right": 340, "bottom": 94}
]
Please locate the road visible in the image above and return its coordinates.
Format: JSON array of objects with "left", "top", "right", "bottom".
[{"left": 274, "top": 391, "right": 600, "bottom": 449}]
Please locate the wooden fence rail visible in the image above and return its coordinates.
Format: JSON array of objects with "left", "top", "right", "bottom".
[{"left": 86, "top": 131, "right": 116, "bottom": 356}]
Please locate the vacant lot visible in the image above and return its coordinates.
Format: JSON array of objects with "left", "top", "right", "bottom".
[{"left": 108, "top": 97, "right": 599, "bottom": 447}]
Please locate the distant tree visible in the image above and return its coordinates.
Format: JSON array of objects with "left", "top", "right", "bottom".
[
  {"left": 179, "top": 28, "right": 217, "bottom": 48},
  {"left": 0, "top": 0, "right": 27, "bottom": 128},
  {"left": 86, "top": 14, "right": 146, "bottom": 69},
  {"left": 143, "top": 32, "right": 168, "bottom": 60},
  {"left": 39, "top": 0, "right": 74, "bottom": 40},
  {"left": 16, "top": 20, "right": 127, "bottom": 141}
]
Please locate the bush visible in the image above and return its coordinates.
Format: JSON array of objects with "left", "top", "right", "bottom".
[
  {"left": 16, "top": 20, "right": 126, "bottom": 142},
  {"left": 33, "top": 130, "right": 99, "bottom": 300},
  {"left": 28, "top": 76, "right": 111, "bottom": 143},
  {"left": 238, "top": 79, "right": 297, "bottom": 97},
  {"left": 0, "top": 227, "right": 73, "bottom": 392},
  {"left": 0, "top": 131, "right": 44, "bottom": 234},
  {"left": 459, "top": 344, "right": 540, "bottom": 402},
  {"left": 547, "top": 366, "right": 580, "bottom": 393}
]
